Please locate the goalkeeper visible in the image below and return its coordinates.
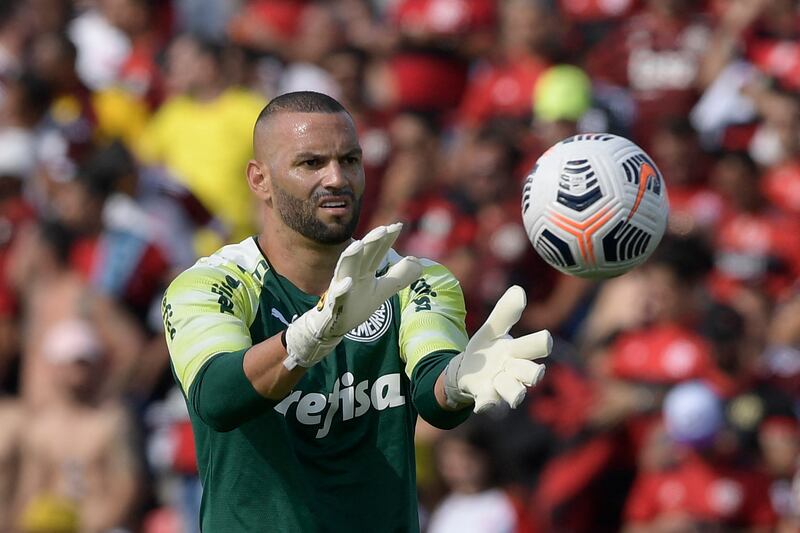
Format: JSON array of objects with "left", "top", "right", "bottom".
[{"left": 163, "top": 91, "right": 551, "bottom": 532}]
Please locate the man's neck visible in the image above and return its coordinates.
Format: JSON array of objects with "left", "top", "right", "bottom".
[
  {"left": 192, "top": 83, "right": 225, "bottom": 103},
  {"left": 257, "top": 225, "right": 350, "bottom": 296},
  {"left": 56, "top": 389, "right": 97, "bottom": 411}
]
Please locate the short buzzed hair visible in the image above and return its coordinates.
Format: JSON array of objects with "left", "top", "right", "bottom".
[{"left": 255, "top": 91, "right": 349, "bottom": 126}]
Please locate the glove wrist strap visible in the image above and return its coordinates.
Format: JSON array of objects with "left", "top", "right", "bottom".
[
  {"left": 283, "top": 322, "right": 343, "bottom": 370},
  {"left": 443, "top": 354, "right": 472, "bottom": 409}
]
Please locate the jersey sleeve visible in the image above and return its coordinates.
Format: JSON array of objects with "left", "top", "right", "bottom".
[
  {"left": 397, "top": 258, "right": 472, "bottom": 428},
  {"left": 397, "top": 259, "right": 469, "bottom": 377},
  {"left": 163, "top": 260, "right": 259, "bottom": 394}
]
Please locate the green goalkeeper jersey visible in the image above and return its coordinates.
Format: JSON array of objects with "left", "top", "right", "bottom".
[{"left": 163, "top": 237, "right": 471, "bottom": 532}]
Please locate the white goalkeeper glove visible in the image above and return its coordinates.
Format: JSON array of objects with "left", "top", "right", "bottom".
[
  {"left": 284, "top": 223, "right": 423, "bottom": 370},
  {"left": 444, "top": 285, "right": 551, "bottom": 413}
]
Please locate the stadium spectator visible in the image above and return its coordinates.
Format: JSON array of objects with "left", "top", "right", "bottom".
[
  {"left": 651, "top": 118, "right": 726, "bottom": 237},
  {"left": 100, "top": 0, "right": 166, "bottom": 107},
  {"left": 86, "top": 0, "right": 167, "bottom": 147},
  {"left": 53, "top": 146, "right": 170, "bottom": 325},
  {"left": 27, "top": 32, "right": 97, "bottom": 162},
  {"left": 427, "top": 422, "right": 520, "bottom": 533},
  {"left": 0, "top": 1, "right": 796, "bottom": 530},
  {"left": 0, "top": 77, "right": 46, "bottom": 389},
  {"left": 624, "top": 381, "right": 777, "bottom": 531},
  {"left": 276, "top": 2, "right": 344, "bottom": 98},
  {"left": 521, "top": 237, "right": 727, "bottom": 530},
  {"left": 0, "top": 1, "right": 28, "bottom": 78},
  {"left": 15, "top": 319, "right": 143, "bottom": 533},
  {"left": 458, "top": 0, "right": 560, "bottom": 131},
  {"left": 227, "top": 0, "right": 312, "bottom": 57},
  {"left": 586, "top": 0, "right": 712, "bottom": 150},
  {"left": 378, "top": 0, "right": 497, "bottom": 115},
  {"left": 9, "top": 218, "right": 145, "bottom": 407},
  {"left": 67, "top": 0, "right": 131, "bottom": 92},
  {"left": 762, "top": 293, "right": 800, "bottom": 399},
  {"left": 374, "top": 112, "right": 446, "bottom": 231},
  {"left": 0, "top": 398, "right": 24, "bottom": 530},
  {"left": 137, "top": 34, "right": 265, "bottom": 247},
  {"left": 759, "top": 416, "right": 800, "bottom": 529},
  {"left": 709, "top": 150, "right": 800, "bottom": 301},
  {"left": 18, "top": 494, "right": 79, "bottom": 533}
]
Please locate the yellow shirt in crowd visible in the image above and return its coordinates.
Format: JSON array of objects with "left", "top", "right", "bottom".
[{"left": 138, "top": 88, "right": 266, "bottom": 243}]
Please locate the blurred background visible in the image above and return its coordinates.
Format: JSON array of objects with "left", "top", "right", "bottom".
[{"left": 0, "top": 0, "right": 798, "bottom": 531}]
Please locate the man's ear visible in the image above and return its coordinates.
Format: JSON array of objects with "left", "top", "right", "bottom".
[{"left": 246, "top": 159, "right": 271, "bottom": 202}]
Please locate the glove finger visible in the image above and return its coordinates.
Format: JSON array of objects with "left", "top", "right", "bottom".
[
  {"left": 375, "top": 256, "right": 423, "bottom": 300},
  {"left": 331, "top": 276, "right": 353, "bottom": 298},
  {"left": 473, "top": 388, "right": 501, "bottom": 414},
  {"left": 493, "top": 371, "right": 527, "bottom": 409},
  {"left": 317, "top": 276, "right": 353, "bottom": 314},
  {"left": 470, "top": 286, "right": 527, "bottom": 348},
  {"left": 366, "top": 222, "right": 403, "bottom": 274},
  {"left": 358, "top": 225, "right": 389, "bottom": 276},
  {"left": 504, "top": 358, "right": 545, "bottom": 387},
  {"left": 333, "top": 240, "right": 364, "bottom": 282},
  {"left": 505, "top": 330, "right": 552, "bottom": 360}
]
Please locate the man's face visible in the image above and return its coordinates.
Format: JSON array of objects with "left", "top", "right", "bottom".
[
  {"left": 259, "top": 112, "right": 365, "bottom": 244},
  {"left": 52, "top": 180, "right": 103, "bottom": 233},
  {"left": 460, "top": 139, "right": 510, "bottom": 205},
  {"left": 165, "top": 37, "right": 213, "bottom": 97}
]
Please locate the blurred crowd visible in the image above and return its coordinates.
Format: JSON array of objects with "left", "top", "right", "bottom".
[{"left": 0, "top": 0, "right": 798, "bottom": 531}]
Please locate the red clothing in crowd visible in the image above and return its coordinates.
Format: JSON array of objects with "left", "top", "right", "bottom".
[
  {"left": 710, "top": 209, "right": 800, "bottom": 301},
  {"left": 761, "top": 158, "right": 800, "bottom": 217},
  {"left": 391, "top": 0, "right": 495, "bottom": 36},
  {"left": 747, "top": 39, "right": 800, "bottom": 91},
  {"left": 0, "top": 199, "right": 36, "bottom": 318},
  {"left": 473, "top": 200, "right": 535, "bottom": 306},
  {"left": 70, "top": 232, "right": 169, "bottom": 320},
  {"left": 118, "top": 38, "right": 164, "bottom": 108},
  {"left": 230, "top": 0, "right": 309, "bottom": 42},
  {"left": 558, "top": 0, "right": 635, "bottom": 22},
  {"left": 585, "top": 9, "right": 711, "bottom": 147},
  {"left": 608, "top": 323, "right": 734, "bottom": 453},
  {"left": 625, "top": 452, "right": 777, "bottom": 528},
  {"left": 398, "top": 191, "right": 478, "bottom": 260},
  {"left": 609, "top": 323, "right": 730, "bottom": 389},
  {"left": 387, "top": 0, "right": 496, "bottom": 113},
  {"left": 745, "top": 10, "right": 800, "bottom": 92},
  {"left": 666, "top": 184, "right": 727, "bottom": 235},
  {"left": 458, "top": 53, "right": 549, "bottom": 127},
  {"left": 387, "top": 54, "right": 469, "bottom": 113}
]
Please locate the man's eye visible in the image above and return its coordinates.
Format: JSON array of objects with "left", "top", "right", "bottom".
[
  {"left": 303, "top": 159, "right": 320, "bottom": 167},
  {"left": 343, "top": 156, "right": 360, "bottom": 165}
]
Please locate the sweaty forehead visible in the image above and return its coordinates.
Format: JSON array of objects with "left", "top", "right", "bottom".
[{"left": 255, "top": 111, "right": 358, "bottom": 161}]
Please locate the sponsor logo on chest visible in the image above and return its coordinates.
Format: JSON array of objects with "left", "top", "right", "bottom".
[{"left": 274, "top": 372, "right": 406, "bottom": 439}]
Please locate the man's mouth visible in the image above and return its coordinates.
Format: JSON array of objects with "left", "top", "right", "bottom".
[
  {"left": 319, "top": 200, "right": 348, "bottom": 208},
  {"left": 317, "top": 196, "right": 352, "bottom": 214}
]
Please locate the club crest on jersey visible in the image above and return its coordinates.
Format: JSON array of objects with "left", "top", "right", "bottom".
[{"left": 344, "top": 301, "right": 392, "bottom": 342}]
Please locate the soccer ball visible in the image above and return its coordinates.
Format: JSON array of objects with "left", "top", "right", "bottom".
[{"left": 521, "top": 134, "right": 669, "bottom": 279}]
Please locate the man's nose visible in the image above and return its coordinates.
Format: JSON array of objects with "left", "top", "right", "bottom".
[{"left": 321, "top": 161, "right": 349, "bottom": 189}]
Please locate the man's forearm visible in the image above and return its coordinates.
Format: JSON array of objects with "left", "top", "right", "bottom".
[
  {"left": 434, "top": 370, "right": 466, "bottom": 411},
  {"left": 410, "top": 351, "right": 472, "bottom": 429},
  {"left": 243, "top": 332, "right": 307, "bottom": 400},
  {"left": 189, "top": 332, "right": 308, "bottom": 432}
]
